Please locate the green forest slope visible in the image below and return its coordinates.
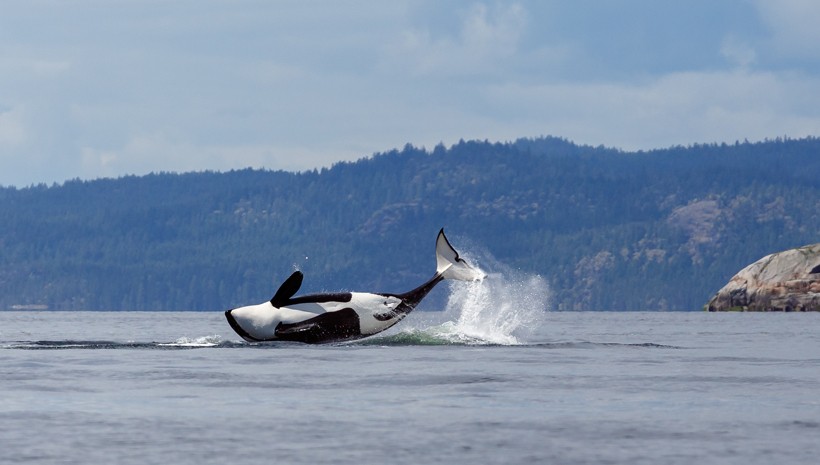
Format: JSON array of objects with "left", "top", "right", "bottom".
[{"left": 1, "top": 136, "right": 818, "bottom": 310}]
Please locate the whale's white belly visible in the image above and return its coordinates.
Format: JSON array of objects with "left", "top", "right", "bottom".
[{"left": 230, "top": 293, "right": 403, "bottom": 340}]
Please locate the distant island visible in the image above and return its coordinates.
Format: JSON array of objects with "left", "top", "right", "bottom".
[{"left": 1, "top": 136, "right": 818, "bottom": 311}]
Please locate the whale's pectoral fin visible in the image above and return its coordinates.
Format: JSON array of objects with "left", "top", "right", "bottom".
[
  {"left": 274, "top": 308, "right": 361, "bottom": 344},
  {"left": 270, "top": 271, "right": 304, "bottom": 307}
]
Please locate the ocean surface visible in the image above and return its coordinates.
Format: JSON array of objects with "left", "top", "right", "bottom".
[{"left": 2, "top": 280, "right": 820, "bottom": 464}]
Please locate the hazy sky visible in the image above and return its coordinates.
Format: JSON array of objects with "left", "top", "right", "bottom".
[{"left": 2, "top": 1, "right": 819, "bottom": 186}]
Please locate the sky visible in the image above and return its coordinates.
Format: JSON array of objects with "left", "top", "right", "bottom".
[{"left": 2, "top": 0, "right": 820, "bottom": 187}]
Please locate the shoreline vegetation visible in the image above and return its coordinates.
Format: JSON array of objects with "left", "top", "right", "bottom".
[{"left": 1, "top": 136, "right": 818, "bottom": 311}]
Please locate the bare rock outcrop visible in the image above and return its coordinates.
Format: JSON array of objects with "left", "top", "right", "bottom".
[{"left": 706, "top": 243, "right": 820, "bottom": 311}]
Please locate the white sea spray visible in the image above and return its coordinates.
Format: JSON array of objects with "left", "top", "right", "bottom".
[{"left": 427, "top": 246, "right": 552, "bottom": 345}]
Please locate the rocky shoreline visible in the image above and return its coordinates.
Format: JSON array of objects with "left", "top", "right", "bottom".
[{"left": 706, "top": 243, "right": 820, "bottom": 312}]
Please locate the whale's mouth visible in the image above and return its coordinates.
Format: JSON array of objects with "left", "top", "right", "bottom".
[{"left": 224, "top": 309, "right": 259, "bottom": 342}]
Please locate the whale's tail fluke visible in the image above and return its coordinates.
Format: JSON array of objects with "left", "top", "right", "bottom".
[
  {"left": 436, "top": 229, "right": 485, "bottom": 281},
  {"left": 394, "top": 228, "right": 484, "bottom": 309}
]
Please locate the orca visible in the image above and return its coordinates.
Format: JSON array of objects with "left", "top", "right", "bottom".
[{"left": 224, "top": 229, "right": 483, "bottom": 344}]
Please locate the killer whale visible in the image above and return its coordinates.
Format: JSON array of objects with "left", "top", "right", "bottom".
[{"left": 225, "top": 229, "right": 483, "bottom": 344}]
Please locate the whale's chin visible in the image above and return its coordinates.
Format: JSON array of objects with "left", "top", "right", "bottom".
[{"left": 224, "top": 309, "right": 259, "bottom": 342}]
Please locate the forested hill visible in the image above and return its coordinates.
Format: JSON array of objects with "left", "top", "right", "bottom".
[{"left": 1, "top": 136, "right": 819, "bottom": 311}]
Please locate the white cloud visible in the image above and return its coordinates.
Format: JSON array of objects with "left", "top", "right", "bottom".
[
  {"left": 481, "top": 69, "right": 820, "bottom": 150},
  {"left": 383, "top": 2, "right": 529, "bottom": 78},
  {"left": 460, "top": 3, "right": 526, "bottom": 52},
  {"left": 0, "top": 107, "right": 27, "bottom": 148},
  {"left": 755, "top": 0, "right": 820, "bottom": 60},
  {"left": 1, "top": 1, "right": 819, "bottom": 187},
  {"left": 78, "top": 133, "right": 356, "bottom": 180},
  {"left": 720, "top": 35, "right": 757, "bottom": 69}
]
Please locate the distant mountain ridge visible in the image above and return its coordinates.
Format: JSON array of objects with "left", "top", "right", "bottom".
[{"left": 1, "top": 136, "right": 818, "bottom": 311}]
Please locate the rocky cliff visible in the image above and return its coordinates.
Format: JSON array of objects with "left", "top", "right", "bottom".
[{"left": 706, "top": 244, "right": 820, "bottom": 311}]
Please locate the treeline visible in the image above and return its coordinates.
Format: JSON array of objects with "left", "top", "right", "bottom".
[{"left": 1, "top": 136, "right": 818, "bottom": 310}]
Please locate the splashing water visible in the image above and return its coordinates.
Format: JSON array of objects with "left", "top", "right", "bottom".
[
  {"left": 158, "top": 335, "right": 223, "bottom": 347},
  {"left": 437, "top": 270, "right": 551, "bottom": 345},
  {"left": 400, "top": 247, "right": 552, "bottom": 346}
]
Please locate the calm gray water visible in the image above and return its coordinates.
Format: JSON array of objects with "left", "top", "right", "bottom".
[{"left": 2, "top": 308, "right": 819, "bottom": 465}]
